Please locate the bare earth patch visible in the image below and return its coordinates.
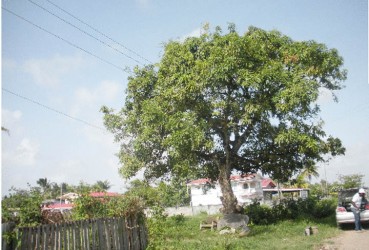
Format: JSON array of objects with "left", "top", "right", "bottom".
[{"left": 318, "top": 230, "right": 369, "bottom": 250}]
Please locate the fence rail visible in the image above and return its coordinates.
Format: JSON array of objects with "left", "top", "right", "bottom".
[{"left": 2, "top": 216, "right": 147, "bottom": 250}]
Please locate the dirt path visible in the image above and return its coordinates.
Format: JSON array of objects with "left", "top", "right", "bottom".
[{"left": 319, "top": 230, "right": 369, "bottom": 250}]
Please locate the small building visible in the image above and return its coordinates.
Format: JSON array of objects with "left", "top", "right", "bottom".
[
  {"left": 263, "top": 188, "right": 310, "bottom": 201},
  {"left": 57, "top": 192, "right": 79, "bottom": 204},
  {"left": 187, "top": 174, "right": 264, "bottom": 206},
  {"left": 42, "top": 203, "right": 74, "bottom": 212}
]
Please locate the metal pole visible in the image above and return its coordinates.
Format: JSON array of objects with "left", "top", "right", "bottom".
[{"left": 60, "top": 183, "right": 62, "bottom": 205}]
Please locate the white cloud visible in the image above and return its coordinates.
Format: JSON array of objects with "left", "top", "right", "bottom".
[
  {"left": 49, "top": 160, "right": 84, "bottom": 184},
  {"left": 99, "top": 81, "right": 122, "bottom": 100},
  {"left": 2, "top": 109, "right": 40, "bottom": 172},
  {"left": 70, "top": 80, "right": 122, "bottom": 117},
  {"left": 16, "top": 138, "right": 40, "bottom": 165},
  {"left": 23, "top": 54, "right": 85, "bottom": 87},
  {"left": 2, "top": 58, "right": 17, "bottom": 71},
  {"left": 2, "top": 109, "right": 24, "bottom": 138},
  {"left": 317, "top": 87, "right": 335, "bottom": 104},
  {"left": 2, "top": 109, "right": 22, "bottom": 126},
  {"left": 3, "top": 138, "right": 40, "bottom": 166},
  {"left": 179, "top": 27, "right": 202, "bottom": 42},
  {"left": 75, "top": 80, "right": 121, "bottom": 104},
  {"left": 318, "top": 141, "right": 369, "bottom": 186},
  {"left": 47, "top": 157, "right": 126, "bottom": 192},
  {"left": 135, "top": 0, "right": 150, "bottom": 9}
]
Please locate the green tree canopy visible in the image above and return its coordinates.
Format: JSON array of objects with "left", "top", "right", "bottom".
[
  {"left": 2, "top": 186, "right": 43, "bottom": 227},
  {"left": 102, "top": 25, "right": 346, "bottom": 213},
  {"left": 338, "top": 174, "right": 364, "bottom": 189},
  {"left": 125, "top": 178, "right": 190, "bottom": 213},
  {"left": 36, "top": 178, "right": 50, "bottom": 191},
  {"left": 92, "top": 180, "right": 112, "bottom": 192}
]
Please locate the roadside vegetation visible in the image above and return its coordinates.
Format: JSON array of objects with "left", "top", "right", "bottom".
[
  {"left": 148, "top": 200, "right": 340, "bottom": 250},
  {"left": 102, "top": 24, "right": 347, "bottom": 214},
  {"left": 1, "top": 173, "right": 364, "bottom": 249},
  {"left": 144, "top": 175, "right": 363, "bottom": 249},
  {"left": 1, "top": 23, "right": 361, "bottom": 249}
]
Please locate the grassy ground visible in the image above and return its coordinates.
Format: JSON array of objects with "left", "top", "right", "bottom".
[{"left": 147, "top": 213, "right": 341, "bottom": 250}]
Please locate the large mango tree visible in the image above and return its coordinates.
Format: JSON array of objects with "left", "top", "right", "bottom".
[{"left": 102, "top": 25, "right": 346, "bottom": 214}]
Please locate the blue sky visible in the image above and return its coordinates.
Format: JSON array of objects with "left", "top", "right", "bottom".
[{"left": 2, "top": 0, "right": 368, "bottom": 194}]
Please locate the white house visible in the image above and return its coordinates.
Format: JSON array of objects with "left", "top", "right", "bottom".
[{"left": 187, "top": 174, "right": 264, "bottom": 206}]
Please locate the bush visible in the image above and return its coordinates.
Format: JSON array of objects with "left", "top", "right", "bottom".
[
  {"left": 2, "top": 187, "right": 43, "bottom": 227},
  {"left": 296, "top": 197, "right": 318, "bottom": 217},
  {"left": 146, "top": 208, "right": 169, "bottom": 249},
  {"left": 170, "top": 214, "right": 186, "bottom": 225},
  {"left": 312, "top": 198, "right": 337, "bottom": 218},
  {"left": 275, "top": 198, "right": 319, "bottom": 220},
  {"left": 107, "top": 194, "right": 145, "bottom": 218},
  {"left": 244, "top": 197, "right": 336, "bottom": 225},
  {"left": 72, "top": 194, "right": 108, "bottom": 220},
  {"left": 244, "top": 202, "right": 275, "bottom": 225},
  {"left": 72, "top": 193, "right": 145, "bottom": 220}
]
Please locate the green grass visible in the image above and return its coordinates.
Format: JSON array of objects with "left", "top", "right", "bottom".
[{"left": 147, "top": 213, "right": 341, "bottom": 250}]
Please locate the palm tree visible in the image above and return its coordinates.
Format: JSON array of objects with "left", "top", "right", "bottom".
[
  {"left": 93, "top": 180, "right": 111, "bottom": 191},
  {"left": 37, "top": 178, "right": 51, "bottom": 192},
  {"left": 300, "top": 161, "right": 320, "bottom": 184}
]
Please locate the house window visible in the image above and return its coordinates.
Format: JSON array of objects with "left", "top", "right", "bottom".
[
  {"left": 231, "top": 182, "right": 237, "bottom": 190},
  {"left": 243, "top": 183, "right": 249, "bottom": 189},
  {"left": 300, "top": 190, "right": 308, "bottom": 199},
  {"left": 202, "top": 183, "right": 211, "bottom": 194},
  {"left": 250, "top": 183, "right": 255, "bottom": 188}
]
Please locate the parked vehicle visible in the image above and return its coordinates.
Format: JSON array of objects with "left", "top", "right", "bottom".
[{"left": 336, "top": 188, "right": 369, "bottom": 227}]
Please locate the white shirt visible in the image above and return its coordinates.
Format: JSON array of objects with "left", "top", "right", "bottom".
[{"left": 351, "top": 193, "right": 362, "bottom": 208}]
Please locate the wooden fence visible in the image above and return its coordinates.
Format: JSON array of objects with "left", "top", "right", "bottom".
[{"left": 2, "top": 216, "right": 148, "bottom": 250}]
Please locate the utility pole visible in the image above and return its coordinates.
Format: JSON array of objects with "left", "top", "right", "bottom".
[{"left": 60, "top": 183, "right": 62, "bottom": 205}]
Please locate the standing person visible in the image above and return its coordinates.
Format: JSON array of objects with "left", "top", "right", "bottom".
[{"left": 351, "top": 188, "right": 366, "bottom": 232}]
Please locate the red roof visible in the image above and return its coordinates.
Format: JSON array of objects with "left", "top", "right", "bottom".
[
  {"left": 230, "top": 174, "right": 257, "bottom": 181},
  {"left": 261, "top": 178, "right": 276, "bottom": 188},
  {"left": 89, "top": 192, "right": 120, "bottom": 197},
  {"left": 188, "top": 178, "right": 211, "bottom": 185},
  {"left": 43, "top": 203, "right": 74, "bottom": 210},
  {"left": 188, "top": 174, "right": 258, "bottom": 185}
]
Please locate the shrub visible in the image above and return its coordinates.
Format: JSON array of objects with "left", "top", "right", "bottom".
[
  {"left": 274, "top": 199, "right": 297, "bottom": 220},
  {"left": 171, "top": 213, "right": 186, "bottom": 225},
  {"left": 146, "top": 208, "right": 169, "bottom": 249},
  {"left": 72, "top": 193, "right": 145, "bottom": 220},
  {"left": 295, "top": 197, "right": 318, "bottom": 217},
  {"left": 244, "top": 197, "right": 336, "bottom": 225},
  {"left": 107, "top": 194, "right": 145, "bottom": 218},
  {"left": 244, "top": 202, "right": 275, "bottom": 225},
  {"left": 72, "top": 194, "right": 107, "bottom": 220},
  {"left": 2, "top": 187, "right": 43, "bottom": 227},
  {"left": 312, "top": 197, "right": 337, "bottom": 218}
]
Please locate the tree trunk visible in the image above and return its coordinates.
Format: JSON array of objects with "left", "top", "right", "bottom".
[
  {"left": 277, "top": 181, "right": 282, "bottom": 201},
  {"left": 218, "top": 166, "right": 238, "bottom": 214}
]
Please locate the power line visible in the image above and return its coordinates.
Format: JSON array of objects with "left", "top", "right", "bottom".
[
  {"left": 2, "top": 87, "right": 106, "bottom": 131},
  {"left": 2, "top": 7, "right": 131, "bottom": 74},
  {"left": 45, "top": 0, "right": 153, "bottom": 65},
  {"left": 27, "top": 0, "right": 145, "bottom": 66}
]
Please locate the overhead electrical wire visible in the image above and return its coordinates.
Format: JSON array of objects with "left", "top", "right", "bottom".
[
  {"left": 2, "top": 7, "right": 131, "bottom": 74},
  {"left": 44, "top": 0, "right": 153, "bottom": 65},
  {"left": 27, "top": 0, "right": 146, "bottom": 66},
  {"left": 2, "top": 88, "right": 106, "bottom": 131},
  {"left": 3, "top": 2, "right": 154, "bottom": 132}
]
